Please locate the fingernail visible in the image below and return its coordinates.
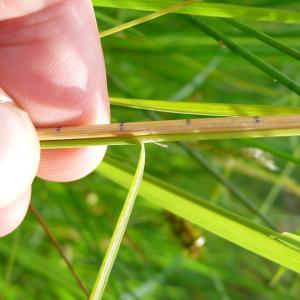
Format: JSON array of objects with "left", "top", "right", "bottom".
[{"left": 0, "top": 88, "right": 14, "bottom": 105}]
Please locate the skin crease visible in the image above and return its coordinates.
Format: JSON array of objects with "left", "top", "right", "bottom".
[{"left": 0, "top": 0, "right": 110, "bottom": 236}]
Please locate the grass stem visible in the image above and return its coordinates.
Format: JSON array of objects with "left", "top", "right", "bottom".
[
  {"left": 100, "top": 0, "right": 197, "bottom": 38},
  {"left": 38, "top": 115, "right": 300, "bottom": 149}
]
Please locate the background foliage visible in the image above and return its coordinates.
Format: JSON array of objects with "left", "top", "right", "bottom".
[{"left": 1, "top": 1, "right": 300, "bottom": 299}]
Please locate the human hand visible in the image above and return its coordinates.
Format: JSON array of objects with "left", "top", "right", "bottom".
[{"left": 0, "top": 0, "right": 110, "bottom": 236}]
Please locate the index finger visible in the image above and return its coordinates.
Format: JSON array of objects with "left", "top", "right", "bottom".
[{"left": 0, "top": 0, "right": 110, "bottom": 182}]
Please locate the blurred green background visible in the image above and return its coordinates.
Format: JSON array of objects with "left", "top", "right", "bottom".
[{"left": 1, "top": 1, "right": 300, "bottom": 299}]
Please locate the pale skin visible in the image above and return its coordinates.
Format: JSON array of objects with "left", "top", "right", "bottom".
[{"left": 0, "top": 0, "right": 110, "bottom": 236}]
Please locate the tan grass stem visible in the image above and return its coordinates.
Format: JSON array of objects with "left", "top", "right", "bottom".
[{"left": 38, "top": 115, "right": 300, "bottom": 149}]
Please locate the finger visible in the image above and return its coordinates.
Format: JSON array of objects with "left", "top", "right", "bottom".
[
  {"left": 0, "top": 188, "right": 31, "bottom": 237},
  {"left": 0, "top": 0, "right": 61, "bottom": 21},
  {"left": 0, "top": 95, "right": 40, "bottom": 209},
  {"left": 0, "top": 0, "right": 110, "bottom": 182}
]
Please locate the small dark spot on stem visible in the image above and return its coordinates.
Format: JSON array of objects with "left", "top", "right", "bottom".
[
  {"left": 119, "top": 122, "right": 125, "bottom": 131},
  {"left": 56, "top": 127, "right": 62, "bottom": 132},
  {"left": 254, "top": 116, "right": 260, "bottom": 123},
  {"left": 186, "top": 119, "right": 191, "bottom": 125}
]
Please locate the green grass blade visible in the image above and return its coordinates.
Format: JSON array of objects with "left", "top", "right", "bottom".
[
  {"left": 187, "top": 17, "right": 300, "bottom": 95},
  {"left": 96, "top": 157, "right": 300, "bottom": 273},
  {"left": 92, "top": 1, "right": 300, "bottom": 24},
  {"left": 224, "top": 19, "right": 300, "bottom": 61},
  {"left": 111, "top": 97, "right": 300, "bottom": 116},
  {"left": 90, "top": 144, "right": 145, "bottom": 300}
]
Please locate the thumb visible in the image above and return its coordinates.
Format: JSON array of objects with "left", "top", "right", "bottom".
[{"left": 0, "top": 89, "right": 40, "bottom": 236}]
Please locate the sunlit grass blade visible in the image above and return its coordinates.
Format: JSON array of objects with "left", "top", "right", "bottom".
[
  {"left": 92, "top": 1, "right": 300, "bottom": 24},
  {"left": 224, "top": 19, "right": 300, "bottom": 61},
  {"left": 187, "top": 17, "right": 300, "bottom": 95},
  {"left": 90, "top": 144, "right": 145, "bottom": 300},
  {"left": 96, "top": 156, "right": 300, "bottom": 273},
  {"left": 111, "top": 97, "right": 300, "bottom": 116},
  {"left": 100, "top": 0, "right": 196, "bottom": 38},
  {"left": 38, "top": 115, "right": 300, "bottom": 149}
]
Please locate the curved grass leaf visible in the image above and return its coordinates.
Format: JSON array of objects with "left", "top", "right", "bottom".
[
  {"left": 111, "top": 97, "right": 300, "bottom": 116},
  {"left": 90, "top": 144, "right": 145, "bottom": 300},
  {"left": 92, "top": 1, "right": 300, "bottom": 24},
  {"left": 96, "top": 156, "right": 300, "bottom": 273}
]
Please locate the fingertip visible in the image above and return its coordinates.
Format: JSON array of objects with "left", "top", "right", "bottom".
[
  {"left": 0, "top": 188, "right": 31, "bottom": 237},
  {"left": 37, "top": 146, "right": 107, "bottom": 182}
]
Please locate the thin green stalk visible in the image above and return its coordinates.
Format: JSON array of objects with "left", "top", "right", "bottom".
[
  {"left": 100, "top": 0, "right": 197, "bottom": 38},
  {"left": 224, "top": 19, "right": 300, "bottom": 61},
  {"left": 90, "top": 144, "right": 145, "bottom": 300},
  {"left": 187, "top": 17, "right": 300, "bottom": 95}
]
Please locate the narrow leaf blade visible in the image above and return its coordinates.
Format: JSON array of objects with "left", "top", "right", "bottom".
[
  {"left": 90, "top": 144, "right": 146, "bottom": 300},
  {"left": 96, "top": 157, "right": 300, "bottom": 273}
]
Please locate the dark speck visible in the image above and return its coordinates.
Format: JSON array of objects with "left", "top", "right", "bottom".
[
  {"left": 119, "top": 123, "right": 125, "bottom": 131},
  {"left": 56, "top": 127, "right": 62, "bottom": 132},
  {"left": 186, "top": 119, "right": 191, "bottom": 125},
  {"left": 254, "top": 116, "right": 260, "bottom": 123}
]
